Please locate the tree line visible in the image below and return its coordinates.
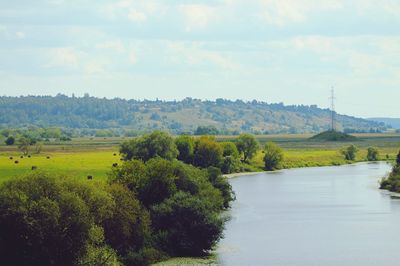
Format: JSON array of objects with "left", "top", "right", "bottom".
[{"left": 120, "top": 131, "right": 285, "bottom": 174}]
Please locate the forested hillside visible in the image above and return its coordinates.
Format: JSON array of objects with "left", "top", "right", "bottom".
[{"left": 0, "top": 95, "right": 386, "bottom": 134}]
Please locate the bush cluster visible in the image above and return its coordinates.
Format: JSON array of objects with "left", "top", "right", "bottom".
[
  {"left": 380, "top": 150, "right": 400, "bottom": 192},
  {"left": 0, "top": 149, "right": 235, "bottom": 265}
]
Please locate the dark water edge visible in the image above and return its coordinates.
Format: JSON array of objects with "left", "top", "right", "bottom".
[{"left": 217, "top": 162, "right": 397, "bottom": 266}]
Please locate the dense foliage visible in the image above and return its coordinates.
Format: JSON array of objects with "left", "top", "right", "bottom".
[
  {"left": 263, "top": 142, "right": 284, "bottom": 171},
  {"left": 380, "top": 151, "right": 400, "bottom": 192},
  {"left": 120, "top": 131, "right": 178, "bottom": 162},
  {"left": 108, "top": 157, "right": 234, "bottom": 260},
  {"left": 193, "top": 136, "right": 223, "bottom": 168},
  {"left": 121, "top": 132, "right": 245, "bottom": 174},
  {"left": 0, "top": 153, "right": 234, "bottom": 265},
  {"left": 0, "top": 173, "right": 127, "bottom": 266},
  {"left": 341, "top": 144, "right": 359, "bottom": 161},
  {"left": 367, "top": 147, "right": 379, "bottom": 161},
  {"left": 236, "top": 134, "right": 259, "bottom": 162},
  {"left": 0, "top": 95, "right": 386, "bottom": 134}
]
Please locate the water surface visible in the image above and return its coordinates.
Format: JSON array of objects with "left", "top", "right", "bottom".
[{"left": 218, "top": 162, "right": 397, "bottom": 266}]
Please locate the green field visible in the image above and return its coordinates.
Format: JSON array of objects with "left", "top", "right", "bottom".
[
  {"left": 0, "top": 150, "right": 120, "bottom": 183},
  {"left": 0, "top": 133, "right": 399, "bottom": 183}
]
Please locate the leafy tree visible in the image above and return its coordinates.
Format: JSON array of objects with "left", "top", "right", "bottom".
[
  {"left": 175, "top": 135, "right": 195, "bottom": 164},
  {"left": 341, "top": 144, "right": 359, "bottom": 161},
  {"left": 120, "top": 131, "right": 178, "bottom": 162},
  {"left": 221, "top": 156, "right": 239, "bottom": 174},
  {"left": 139, "top": 158, "right": 178, "bottom": 207},
  {"left": 263, "top": 142, "right": 284, "bottom": 171},
  {"left": 219, "top": 142, "right": 240, "bottom": 174},
  {"left": 220, "top": 142, "right": 239, "bottom": 158},
  {"left": 103, "top": 184, "right": 151, "bottom": 258},
  {"left": 193, "top": 136, "right": 223, "bottom": 168},
  {"left": 5, "top": 136, "right": 15, "bottom": 145},
  {"left": 0, "top": 173, "right": 112, "bottom": 266},
  {"left": 17, "top": 136, "right": 31, "bottom": 155},
  {"left": 235, "top": 134, "right": 259, "bottom": 162},
  {"left": 108, "top": 160, "right": 146, "bottom": 192},
  {"left": 151, "top": 192, "right": 224, "bottom": 257},
  {"left": 367, "top": 147, "right": 379, "bottom": 161}
]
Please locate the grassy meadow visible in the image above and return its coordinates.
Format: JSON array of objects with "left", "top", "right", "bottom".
[
  {"left": 0, "top": 133, "right": 399, "bottom": 183},
  {"left": 0, "top": 149, "right": 120, "bottom": 183}
]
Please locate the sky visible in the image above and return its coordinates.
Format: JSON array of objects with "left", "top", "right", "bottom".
[{"left": 0, "top": 0, "right": 399, "bottom": 118}]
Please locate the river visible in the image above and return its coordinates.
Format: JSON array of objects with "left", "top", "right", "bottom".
[{"left": 217, "top": 162, "right": 398, "bottom": 266}]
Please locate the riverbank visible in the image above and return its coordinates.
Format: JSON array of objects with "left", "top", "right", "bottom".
[{"left": 225, "top": 159, "right": 394, "bottom": 179}]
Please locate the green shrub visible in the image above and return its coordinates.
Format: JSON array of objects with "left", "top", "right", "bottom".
[
  {"left": 175, "top": 135, "right": 195, "bottom": 164},
  {"left": 341, "top": 144, "right": 359, "bottom": 161},
  {"left": 0, "top": 173, "right": 112, "bottom": 266},
  {"left": 263, "top": 142, "right": 284, "bottom": 171},
  {"left": 367, "top": 147, "right": 379, "bottom": 161},
  {"left": 193, "top": 136, "right": 223, "bottom": 168},
  {"left": 151, "top": 192, "right": 224, "bottom": 257}
]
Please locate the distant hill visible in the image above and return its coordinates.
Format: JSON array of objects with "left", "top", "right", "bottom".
[
  {"left": 368, "top": 118, "right": 400, "bottom": 129},
  {"left": 309, "top": 130, "right": 357, "bottom": 141},
  {"left": 0, "top": 95, "right": 387, "bottom": 134}
]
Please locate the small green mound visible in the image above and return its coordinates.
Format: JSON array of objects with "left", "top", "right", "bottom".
[{"left": 309, "top": 130, "right": 357, "bottom": 141}]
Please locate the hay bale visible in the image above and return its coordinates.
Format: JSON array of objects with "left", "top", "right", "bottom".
[
  {"left": 14, "top": 160, "right": 19, "bottom": 164},
  {"left": 87, "top": 175, "right": 93, "bottom": 180},
  {"left": 20, "top": 156, "right": 24, "bottom": 159},
  {"left": 113, "top": 153, "right": 117, "bottom": 156},
  {"left": 9, "top": 157, "right": 13, "bottom": 160},
  {"left": 112, "top": 163, "right": 118, "bottom": 167},
  {"left": 31, "top": 166, "right": 37, "bottom": 170},
  {"left": 46, "top": 156, "right": 50, "bottom": 159}
]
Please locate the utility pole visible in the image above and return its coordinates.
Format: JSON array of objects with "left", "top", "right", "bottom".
[{"left": 329, "top": 87, "right": 336, "bottom": 131}]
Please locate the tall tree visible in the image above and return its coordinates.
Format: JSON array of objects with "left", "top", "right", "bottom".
[
  {"left": 120, "top": 131, "right": 178, "bottom": 162},
  {"left": 175, "top": 135, "right": 195, "bottom": 164},
  {"left": 193, "top": 136, "right": 223, "bottom": 168},
  {"left": 235, "top": 134, "right": 259, "bottom": 162},
  {"left": 263, "top": 142, "right": 284, "bottom": 171}
]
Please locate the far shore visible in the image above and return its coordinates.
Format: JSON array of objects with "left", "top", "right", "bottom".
[{"left": 224, "top": 160, "right": 392, "bottom": 179}]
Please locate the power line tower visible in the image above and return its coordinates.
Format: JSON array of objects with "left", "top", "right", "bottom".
[{"left": 329, "top": 87, "right": 336, "bottom": 131}]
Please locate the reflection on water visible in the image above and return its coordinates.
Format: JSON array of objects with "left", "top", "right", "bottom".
[{"left": 217, "top": 162, "right": 397, "bottom": 266}]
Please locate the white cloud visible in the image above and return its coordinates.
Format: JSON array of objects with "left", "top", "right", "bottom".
[
  {"left": 96, "top": 40, "right": 125, "bottom": 53},
  {"left": 259, "top": 0, "right": 342, "bottom": 26},
  {"left": 15, "top": 31, "right": 25, "bottom": 39},
  {"left": 47, "top": 47, "right": 80, "bottom": 69},
  {"left": 179, "top": 4, "right": 216, "bottom": 31},
  {"left": 128, "top": 9, "right": 147, "bottom": 23}
]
